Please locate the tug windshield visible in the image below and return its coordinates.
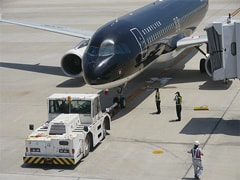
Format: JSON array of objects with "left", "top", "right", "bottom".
[{"left": 49, "top": 99, "right": 91, "bottom": 114}]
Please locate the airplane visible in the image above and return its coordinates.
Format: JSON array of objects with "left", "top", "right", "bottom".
[{"left": 1, "top": 0, "right": 210, "bottom": 108}]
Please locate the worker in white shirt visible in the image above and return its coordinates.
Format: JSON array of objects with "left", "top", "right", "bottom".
[{"left": 187, "top": 141, "right": 204, "bottom": 179}]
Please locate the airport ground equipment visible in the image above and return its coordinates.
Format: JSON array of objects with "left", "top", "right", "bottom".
[
  {"left": 204, "top": 15, "right": 240, "bottom": 81},
  {"left": 23, "top": 93, "right": 111, "bottom": 165}
]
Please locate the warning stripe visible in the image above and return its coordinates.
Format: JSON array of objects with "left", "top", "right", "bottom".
[
  {"left": 232, "top": 8, "right": 240, "bottom": 17},
  {"left": 23, "top": 157, "right": 75, "bottom": 165}
]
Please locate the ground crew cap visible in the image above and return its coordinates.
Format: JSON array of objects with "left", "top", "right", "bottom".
[{"left": 194, "top": 141, "right": 200, "bottom": 146}]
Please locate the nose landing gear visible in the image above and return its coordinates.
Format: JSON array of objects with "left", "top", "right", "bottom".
[{"left": 113, "top": 84, "right": 126, "bottom": 109}]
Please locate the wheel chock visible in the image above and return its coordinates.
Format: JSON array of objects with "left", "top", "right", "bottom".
[{"left": 194, "top": 105, "right": 209, "bottom": 110}]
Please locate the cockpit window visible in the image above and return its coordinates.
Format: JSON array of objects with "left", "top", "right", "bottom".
[
  {"left": 87, "top": 40, "right": 131, "bottom": 56},
  {"left": 87, "top": 46, "right": 99, "bottom": 56},
  {"left": 99, "top": 40, "right": 114, "bottom": 56}
]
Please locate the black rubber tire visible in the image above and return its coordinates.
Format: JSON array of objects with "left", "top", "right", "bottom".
[
  {"left": 120, "top": 97, "right": 126, "bottom": 109},
  {"left": 200, "top": 58, "right": 206, "bottom": 73}
]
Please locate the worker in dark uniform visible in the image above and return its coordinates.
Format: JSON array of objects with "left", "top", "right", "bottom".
[
  {"left": 155, "top": 88, "right": 161, "bottom": 114},
  {"left": 187, "top": 141, "right": 204, "bottom": 179},
  {"left": 174, "top": 91, "right": 182, "bottom": 121}
]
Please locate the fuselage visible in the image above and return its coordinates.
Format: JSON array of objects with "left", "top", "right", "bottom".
[{"left": 82, "top": 0, "right": 209, "bottom": 89}]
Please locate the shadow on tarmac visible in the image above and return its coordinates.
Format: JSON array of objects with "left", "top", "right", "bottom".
[
  {"left": 180, "top": 118, "right": 240, "bottom": 136},
  {"left": 99, "top": 68, "right": 234, "bottom": 120},
  {"left": 0, "top": 62, "right": 65, "bottom": 76},
  {"left": 0, "top": 62, "right": 232, "bottom": 89},
  {"left": 57, "top": 78, "right": 85, "bottom": 88},
  {"left": 21, "top": 162, "right": 78, "bottom": 170},
  {"left": 0, "top": 62, "right": 86, "bottom": 87},
  {"left": 199, "top": 80, "right": 233, "bottom": 90},
  {"left": 1, "top": 62, "right": 234, "bottom": 120}
]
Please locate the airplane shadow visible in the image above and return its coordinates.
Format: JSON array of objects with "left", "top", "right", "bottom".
[
  {"left": 0, "top": 62, "right": 65, "bottom": 76},
  {"left": 199, "top": 80, "right": 232, "bottom": 90},
  {"left": 1, "top": 62, "right": 234, "bottom": 120},
  {"left": 180, "top": 118, "right": 240, "bottom": 136},
  {"left": 57, "top": 78, "right": 85, "bottom": 88},
  {"left": 0, "top": 62, "right": 86, "bottom": 87},
  {"left": 104, "top": 66, "right": 233, "bottom": 120},
  {"left": 162, "top": 69, "right": 233, "bottom": 90}
]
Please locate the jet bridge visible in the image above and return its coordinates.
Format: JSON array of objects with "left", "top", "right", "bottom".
[{"left": 205, "top": 15, "right": 240, "bottom": 81}]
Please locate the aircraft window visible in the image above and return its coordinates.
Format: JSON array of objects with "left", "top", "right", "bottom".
[
  {"left": 99, "top": 40, "right": 114, "bottom": 56},
  {"left": 87, "top": 46, "right": 99, "bottom": 56},
  {"left": 167, "top": 25, "right": 170, "bottom": 32},
  {"left": 99, "top": 45, "right": 114, "bottom": 56}
]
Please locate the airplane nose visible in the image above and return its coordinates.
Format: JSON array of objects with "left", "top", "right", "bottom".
[{"left": 82, "top": 55, "right": 116, "bottom": 85}]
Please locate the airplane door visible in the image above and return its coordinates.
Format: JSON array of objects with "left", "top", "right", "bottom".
[{"left": 130, "top": 28, "right": 147, "bottom": 60}]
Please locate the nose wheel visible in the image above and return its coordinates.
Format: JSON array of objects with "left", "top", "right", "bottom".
[
  {"left": 113, "top": 84, "right": 126, "bottom": 109},
  {"left": 113, "top": 96, "right": 126, "bottom": 109}
]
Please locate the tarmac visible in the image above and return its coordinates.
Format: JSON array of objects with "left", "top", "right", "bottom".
[{"left": 0, "top": 0, "right": 239, "bottom": 179}]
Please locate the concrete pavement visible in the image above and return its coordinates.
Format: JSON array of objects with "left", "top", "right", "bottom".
[{"left": 1, "top": 0, "right": 239, "bottom": 179}]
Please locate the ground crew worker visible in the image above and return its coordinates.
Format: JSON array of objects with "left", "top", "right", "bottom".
[
  {"left": 174, "top": 91, "right": 182, "bottom": 121},
  {"left": 155, "top": 88, "right": 161, "bottom": 114},
  {"left": 187, "top": 141, "right": 204, "bottom": 179}
]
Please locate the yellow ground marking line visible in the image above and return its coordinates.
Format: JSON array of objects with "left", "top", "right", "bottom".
[
  {"left": 232, "top": 8, "right": 240, "bottom": 17},
  {"left": 126, "top": 82, "right": 153, "bottom": 104}
]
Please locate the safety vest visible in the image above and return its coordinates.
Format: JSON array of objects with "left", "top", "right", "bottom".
[
  {"left": 155, "top": 91, "right": 161, "bottom": 101},
  {"left": 191, "top": 148, "right": 202, "bottom": 159},
  {"left": 176, "top": 96, "right": 182, "bottom": 105}
]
